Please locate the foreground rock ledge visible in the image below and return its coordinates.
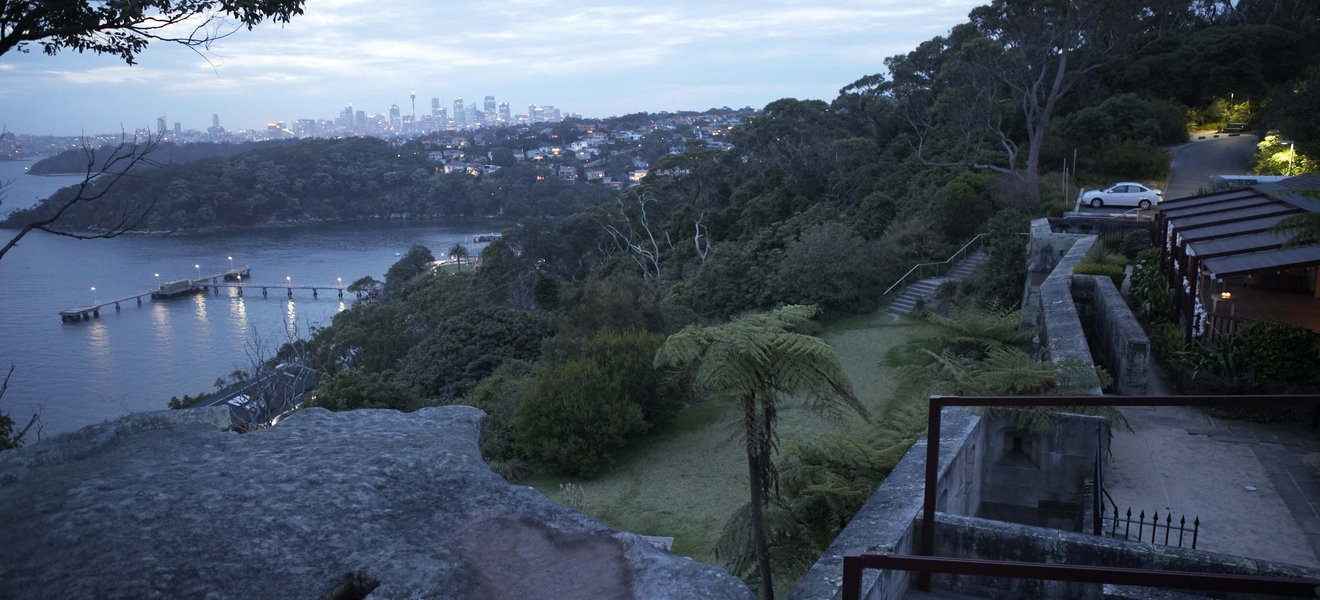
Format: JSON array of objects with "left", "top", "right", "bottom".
[{"left": 0, "top": 406, "right": 752, "bottom": 600}]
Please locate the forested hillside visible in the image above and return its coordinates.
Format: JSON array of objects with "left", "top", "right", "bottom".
[
  {"left": 2, "top": 137, "right": 615, "bottom": 230},
  {"left": 25, "top": 140, "right": 300, "bottom": 175}
]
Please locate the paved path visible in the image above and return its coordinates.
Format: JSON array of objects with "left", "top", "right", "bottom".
[{"left": 1104, "top": 355, "right": 1320, "bottom": 568}]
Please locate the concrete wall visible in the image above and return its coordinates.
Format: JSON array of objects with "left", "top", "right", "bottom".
[
  {"left": 1070, "top": 275, "right": 1151, "bottom": 395},
  {"left": 789, "top": 409, "right": 982, "bottom": 600},
  {"left": 930, "top": 513, "right": 1320, "bottom": 600},
  {"left": 977, "top": 414, "right": 1109, "bottom": 532},
  {"left": 1024, "top": 219, "right": 1089, "bottom": 313},
  {"left": 1038, "top": 235, "right": 1105, "bottom": 394},
  {"left": 790, "top": 411, "right": 1109, "bottom": 599}
]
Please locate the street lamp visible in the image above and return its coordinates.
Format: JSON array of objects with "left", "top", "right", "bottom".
[
  {"left": 90, "top": 286, "right": 98, "bottom": 305},
  {"left": 337, "top": 276, "right": 342, "bottom": 288},
  {"left": 286, "top": 275, "right": 292, "bottom": 287},
  {"left": 1289, "top": 141, "right": 1296, "bottom": 176},
  {"left": 227, "top": 255, "right": 234, "bottom": 272},
  {"left": 154, "top": 273, "right": 160, "bottom": 289},
  {"left": 194, "top": 264, "right": 201, "bottom": 280}
]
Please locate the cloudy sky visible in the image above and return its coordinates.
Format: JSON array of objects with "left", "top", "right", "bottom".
[{"left": 0, "top": 0, "right": 984, "bottom": 136}]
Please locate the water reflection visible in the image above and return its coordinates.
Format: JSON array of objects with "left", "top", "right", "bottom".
[
  {"left": 284, "top": 299, "right": 298, "bottom": 341},
  {"left": 193, "top": 293, "right": 208, "bottom": 321}
]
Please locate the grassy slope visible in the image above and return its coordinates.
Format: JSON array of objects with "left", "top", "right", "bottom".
[{"left": 523, "top": 312, "right": 927, "bottom": 564}]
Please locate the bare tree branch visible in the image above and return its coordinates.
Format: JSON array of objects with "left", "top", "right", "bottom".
[{"left": 0, "top": 130, "right": 162, "bottom": 262}]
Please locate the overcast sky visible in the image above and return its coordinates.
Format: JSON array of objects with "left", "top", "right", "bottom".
[{"left": 0, "top": 0, "right": 984, "bottom": 136}]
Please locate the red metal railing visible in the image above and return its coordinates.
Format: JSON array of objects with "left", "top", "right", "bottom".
[
  {"left": 842, "top": 553, "right": 1320, "bottom": 599},
  {"left": 897, "top": 395, "right": 1320, "bottom": 595}
]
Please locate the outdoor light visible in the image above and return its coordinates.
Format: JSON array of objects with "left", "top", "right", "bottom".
[
  {"left": 91, "top": 286, "right": 97, "bottom": 304},
  {"left": 1220, "top": 291, "right": 1233, "bottom": 300}
]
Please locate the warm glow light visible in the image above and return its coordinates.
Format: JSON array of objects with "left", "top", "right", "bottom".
[{"left": 1221, "top": 291, "right": 1232, "bottom": 300}]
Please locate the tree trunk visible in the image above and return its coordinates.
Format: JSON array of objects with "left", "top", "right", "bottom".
[{"left": 747, "top": 445, "right": 775, "bottom": 600}]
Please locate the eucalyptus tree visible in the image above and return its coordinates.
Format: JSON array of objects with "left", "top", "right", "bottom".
[{"left": 654, "top": 305, "right": 867, "bottom": 600}]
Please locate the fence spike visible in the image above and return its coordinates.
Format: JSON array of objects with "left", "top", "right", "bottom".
[
  {"left": 1138, "top": 510, "right": 1145, "bottom": 541},
  {"left": 1125, "top": 508, "right": 1133, "bottom": 540},
  {"left": 1164, "top": 513, "right": 1173, "bottom": 545},
  {"left": 1151, "top": 511, "right": 1159, "bottom": 543},
  {"left": 1192, "top": 516, "right": 1200, "bottom": 550},
  {"left": 1178, "top": 515, "right": 1186, "bottom": 547}
]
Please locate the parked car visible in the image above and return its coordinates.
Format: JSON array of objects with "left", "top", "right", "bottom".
[{"left": 1081, "top": 182, "right": 1163, "bottom": 209}]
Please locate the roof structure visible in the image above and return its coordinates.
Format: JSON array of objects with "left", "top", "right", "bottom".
[{"left": 1162, "top": 174, "right": 1320, "bottom": 277}]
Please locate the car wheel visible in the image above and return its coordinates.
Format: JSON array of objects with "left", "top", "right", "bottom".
[
  {"left": 1089, "top": 198, "right": 1103, "bottom": 208},
  {"left": 1138, "top": 199, "right": 1151, "bottom": 210}
]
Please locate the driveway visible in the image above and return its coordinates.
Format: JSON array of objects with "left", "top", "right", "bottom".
[{"left": 1166, "top": 132, "right": 1259, "bottom": 199}]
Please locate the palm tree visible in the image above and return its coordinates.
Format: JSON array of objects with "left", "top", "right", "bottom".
[
  {"left": 448, "top": 243, "right": 470, "bottom": 268},
  {"left": 655, "top": 305, "right": 867, "bottom": 600}
]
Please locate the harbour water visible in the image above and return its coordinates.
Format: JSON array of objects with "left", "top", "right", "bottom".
[{"left": 0, "top": 159, "right": 502, "bottom": 436}]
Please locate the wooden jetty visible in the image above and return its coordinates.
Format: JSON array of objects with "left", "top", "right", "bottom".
[{"left": 58, "top": 267, "right": 345, "bottom": 323}]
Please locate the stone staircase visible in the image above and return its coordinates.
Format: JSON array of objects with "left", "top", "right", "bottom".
[{"left": 885, "top": 250, "right": 987, "bottom": 318}]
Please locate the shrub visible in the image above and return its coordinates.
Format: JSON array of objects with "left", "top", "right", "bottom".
[
  {"left": 463, "top": 361, "right": 536, "bottom": 463},
  {"left": 1128, "top": 249, "right": 1173, "bottom": 323},
  {"left": 1072, "top": 262, "right": 1125, "bottom": 288},
  {"left": 935, "top": 280, "right": 960, "bottom": 300},
  {"left": 579, "top": 330, "right": 689, "bottom": 428},
  {"left": 1120, "top": 229, "right": 1153, "bottom": 260},
  {"left": 512, "top": 359, "right": 645, "bottom": 477},
  {"left": 1233, "top": 322, "right": 1320, "bottom": 385}
]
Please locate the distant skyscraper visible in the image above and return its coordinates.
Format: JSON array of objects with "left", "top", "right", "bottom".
[
  {"left": 212, "top": 113, "right": 220, "bottom": 128},
  {"left": 389, "top": 104, "right": 402, "bottom": 130},
  {"left": 156, "top": 116, "right": 167, "bottom": 135},
  {"left": 355, "top": 110, "right": 366, "bottom": 129},
  {"left": 483, "top": 96, "right": 496, "bottom": 126},
  {"left": 453, "top": 97, "right": 466, "bottom": 129},
  {"left": 338, "top": 104, "right": 354, "bottom": 128},
  {"left": 173, "top": 122, "right": 181, "bottom": 136},
  {"left": 431, "top": 97, "right": 441, "bottom": 116},
  {"left": 497, "top": 102, "right": 510, "bottom": 125},
  {"left": 410, "top": 90, "right": 417, "bottom": 120}
]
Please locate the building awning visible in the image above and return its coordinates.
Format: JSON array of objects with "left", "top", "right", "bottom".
[
  {"left": 1160, "top": 188, "right": 1258, "bottom": 213},
  {"left": 1167, "top": 204, "right": 1300, "bottom": 230},
  {"left": 1159, "top": 196, "right": 1277, "bottom": 220},
  {"left": 1203, "top": 245, "right": 1320, "bottom": 278},
  {"left": 1181, "top": 215, "right": 1291, "bottom": 242},
  {"left": 1186, "top": 231, "right": 1292, "bottom": 258}
]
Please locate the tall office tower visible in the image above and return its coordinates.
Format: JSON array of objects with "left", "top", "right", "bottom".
[
  {"left": 338, "top": 104, "right": 354, "bottom": 127},
  {"left": 483, "top": 96, "right": 496, "bottom": 126},
  {"left": 431, "top": 97, "right": 441, "bottom": 116},
  {"left": 389, "top": 104, "right": 402, "bottom": 130},
  {"left": 528, "top": 104, "right": 538, "bottom": 123},
  {"left": 156, "top": 116, "right": 167, "bottom": 135},
  {"left": 212, "top": 113, "right": 220, "bottom": 128},
  {"left": 173, "top": 122, "right": 181, "bottom": 136},
  {"left": 469, "top": 105, "right": 482, "bottom": 128},
  {"left": 208, "top": 113, "right": 224, "bottom": 137},
  {"left": 453, "top": 97, "right": 467, "bottom": 129},
  {"left": 410, "top": 90, "right": 417, "bottom": 120},
  {"left": 355, "top": 110, "right": 366, "bottom": 129},
  {"left": 497, "top": 102, "right": 511, "bottom": 125},
  {"left": 436, "top": 108, "right": 449, "bottom": 129}
]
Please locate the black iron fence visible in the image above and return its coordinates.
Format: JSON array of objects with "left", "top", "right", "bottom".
[{"left": 1106, "top": 507, "right": 1199, "bottom": 549}]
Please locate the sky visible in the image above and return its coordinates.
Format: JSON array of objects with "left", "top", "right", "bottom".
[{"left": 0, "top": 0, "right": 985, "bottom": 136}]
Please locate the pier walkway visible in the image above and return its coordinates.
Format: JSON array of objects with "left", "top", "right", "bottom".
[{"left": 58, "top": 267, "right": 346, "bottom": 323}]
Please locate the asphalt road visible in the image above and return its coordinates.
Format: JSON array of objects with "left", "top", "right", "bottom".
[{"left": 1166, "top": 132, "right": 1259, "bottom": 199}]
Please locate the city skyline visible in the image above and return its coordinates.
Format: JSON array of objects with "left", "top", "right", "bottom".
[{"left": 0, "top": 0, "right": 984, "bottom": 136}]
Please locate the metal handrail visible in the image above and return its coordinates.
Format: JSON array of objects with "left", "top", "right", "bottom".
[{"left": 882, "top": 233, "right": 986, "bottom": 296}]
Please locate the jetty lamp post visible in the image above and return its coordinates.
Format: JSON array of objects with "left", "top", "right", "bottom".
[
  {"left": 228, "top": 256, "right": 234, "bottom": 272},
  {"left": 91, "top": 286, "right": 97, "bottom": 305},
  {"left": 154, "top": 273, "right": 160, "bottom": 289},
  {"left": 194, "top": 264, "right": 201, "bottom": 280},
  {"left": 286, "top": 275, "right": 292, "bottom": 287}
]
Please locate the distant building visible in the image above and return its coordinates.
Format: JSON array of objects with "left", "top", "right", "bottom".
[
  {"left": 497, "top": 102, "right": 511, "bottom": 125},
  {"left": 453, "top": 97, "right": 466, "bottom": 129},
  {"left": 388, "top": 104, "right": 402, "bottom": 131}
]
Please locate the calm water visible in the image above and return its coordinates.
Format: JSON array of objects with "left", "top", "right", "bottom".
[{"left": 0, "top": 159, "right": 502, "bottom": 436}]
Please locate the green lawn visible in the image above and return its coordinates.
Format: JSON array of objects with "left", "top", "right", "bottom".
[{"left": 523, "top": 311, "right": 928, "bottom": 564}]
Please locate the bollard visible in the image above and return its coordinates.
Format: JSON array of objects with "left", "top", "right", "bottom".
[
  {"left": 237, "top": 287, "right": 243, "bottom": 297},
  {"left": 136, "top": 297, "right": 142, "bottom": 306},
  {"left": 313, "top": 288, "right": 318, "bottom": 298},
  {"left": 287, "top": 288, "right": 293, "bottom": 298},
  {"left": 115, "top": 302, "right": 121, "bottom": 311},
  {"left": 262, "top": 287, "right": 268, "bottom": 298},
  {"left": 338, "top": 288, "right": 343, "bottom": 298}
]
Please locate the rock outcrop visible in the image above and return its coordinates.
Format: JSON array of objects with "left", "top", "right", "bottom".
[{"left": 0, "top": 406, "right": 752, "bottom": 599}]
